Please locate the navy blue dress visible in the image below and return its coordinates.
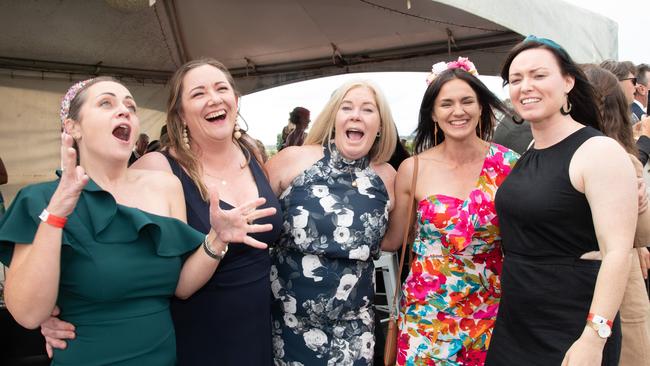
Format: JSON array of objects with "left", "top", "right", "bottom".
[{"left": 164, "top": 151, "right": 282, "bottom": 366}]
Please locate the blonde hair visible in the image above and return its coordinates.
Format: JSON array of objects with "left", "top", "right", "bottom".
[
  {"left": 304, "top": 80, "right": 397, "bottom": 163},
  {"left": 164, "top": 58, "right": 258, "bottom": 201}
]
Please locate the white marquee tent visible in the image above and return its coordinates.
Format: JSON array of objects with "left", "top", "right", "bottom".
[{"left": 0, "top": 0, "right": 617, "bottom": 202}]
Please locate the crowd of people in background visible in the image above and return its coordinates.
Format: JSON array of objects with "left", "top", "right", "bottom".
[{"left": 0, "top": 35, "right": 649, "bottom": 366}]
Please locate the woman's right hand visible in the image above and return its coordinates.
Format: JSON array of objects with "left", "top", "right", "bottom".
[
  {"left": 208, "top": 189, "right": 275, "bottom": 249},
  {"left": 40, "top": 306, "right": 76, "bottom": 358},
  {"left": 47, "top": 133, "right": 89, "bottom": 217}
]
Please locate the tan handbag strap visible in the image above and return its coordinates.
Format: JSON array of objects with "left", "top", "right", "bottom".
[{"left": 390, "top": 156, "right": 418, "bottom": 316}]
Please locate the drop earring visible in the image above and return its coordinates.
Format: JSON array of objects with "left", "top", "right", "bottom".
[
  {"left": 434, "top": 121, "right": 439, "bottom": 146},
  {"left": 233, "top": 123, "right": 242, "bottom": 140},
  {"left": 182, "top": 124, "right": 190, "bottom": 150}
]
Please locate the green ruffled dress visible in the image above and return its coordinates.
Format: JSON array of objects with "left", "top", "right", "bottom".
[{"left": 0, "top": 175, "right": 205, "bottom": 365}]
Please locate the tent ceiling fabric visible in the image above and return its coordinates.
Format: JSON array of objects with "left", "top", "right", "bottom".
[
  {"left": 436, "top": 0, "right": 618, "bottom": 63},
  {"left": 0, "top": 0, "right": 616, "bottom": 92}
]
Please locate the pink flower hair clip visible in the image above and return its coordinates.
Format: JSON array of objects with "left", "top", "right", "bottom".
[{"left": 426, "top": 57, "right": 479, "bottom": 85}]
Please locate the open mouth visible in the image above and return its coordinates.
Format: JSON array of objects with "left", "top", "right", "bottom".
[
  {"left": 346, "top": 129, "right": 365, "bottom": 141},
  {"left": 112, "top": 124, "right": 131, "bottom": 142},
  {"left": 205, "top": 110, "right": 226, "bottom": 123}
]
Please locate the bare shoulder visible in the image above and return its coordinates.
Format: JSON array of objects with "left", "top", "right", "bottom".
[
  {"left": 130, "top": 151, "right": 172, "bottom": 173},
  {"left": 267, "top": 145, "right": 322, "bottom": 177},
  {"left": 574, "top": 135, "right": 629, "bottom": 163},
  {"left": 269, "top": 145, "right": 322, "bottom": 165},
  {"left": 265, "top": 144, "right": 323, "bottom": 194},
  {"left": 571, "top": 135, "right": 634, "bottom": 191},
  {"left": 396, "top": 155, "right": 418, "bottom": 176},
  {"left": 129, "top": 168, "right": 182, "bottom": 195},
  {"left": 371, "top": 161, "right": 396, "bottom": 182}
]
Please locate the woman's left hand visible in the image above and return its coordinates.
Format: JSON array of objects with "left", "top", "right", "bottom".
[
  {"left": 208, "top": 189, "right": 276, "bottom": 249},
  {"left": 561, "top": 327, "right": 606, "bottom": 366}
]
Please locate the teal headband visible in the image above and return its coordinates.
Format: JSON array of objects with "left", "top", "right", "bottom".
[{"left": 523, "top": 35, "right": 565, "bottom": 51}]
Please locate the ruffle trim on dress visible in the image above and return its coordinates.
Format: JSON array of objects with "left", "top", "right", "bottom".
[{"left": 0, "top": 172, "right": 202, "bottom": 266}]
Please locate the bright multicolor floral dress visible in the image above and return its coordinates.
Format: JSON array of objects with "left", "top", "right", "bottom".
[{"left": 397, "top": 143, "right": 518, "bottom": 366}]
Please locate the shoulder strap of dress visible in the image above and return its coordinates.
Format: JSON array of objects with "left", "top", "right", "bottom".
[{"left": 160, "top": 150, "right": 183, "bottom": 178}]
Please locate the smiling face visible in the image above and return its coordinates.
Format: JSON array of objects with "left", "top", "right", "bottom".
[
  {"left": 64, "top": 81, "right": 139, "bottom": 162},
  {"left": 180, "top": 64, "right": 239, "bottom": 147},
  {"left": 333, "top": 86, "right": 381, "bottom": 160},
  {"left": 507, "top": 48, "right": 575, "bottom": 123},
  {"left": 432, "top": 78, "right": 482, "bottom": 142}
]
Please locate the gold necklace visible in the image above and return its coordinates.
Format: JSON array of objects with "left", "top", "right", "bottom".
[
  {"left": 347, "top": 165, "right": 358, "bottom": 187},
  {"left": 204, "top": 167, "right": 245, "bottom": 186}
]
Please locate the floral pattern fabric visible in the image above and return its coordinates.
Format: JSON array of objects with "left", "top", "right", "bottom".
[
  {"left": 397, "top": 144, "right": 518, "bottom": 366},
  {"left": 271, "top": 144, "right": 390, "bottom": 366}
]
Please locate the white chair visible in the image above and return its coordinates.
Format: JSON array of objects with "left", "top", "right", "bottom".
[{"left": 374, "top": 251, "right": 399, "bottom": 321}]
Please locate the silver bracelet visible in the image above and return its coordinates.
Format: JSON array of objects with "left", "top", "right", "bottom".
[{"left": 202, "top": 234, "right": 228, "bottom": 261}]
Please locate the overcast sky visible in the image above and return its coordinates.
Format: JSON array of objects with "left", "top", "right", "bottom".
[{"left": 241, "top": 0, "right": 650, "bottom": 146}]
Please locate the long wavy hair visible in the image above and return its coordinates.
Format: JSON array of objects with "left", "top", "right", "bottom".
[
  {"left": 414, "top": 68, "right": 508, "bottom": 153},
  {"left": 164, "top": 58, "right": 258, "bottom": 201},
  {"left": 582, "top": 64, "right": 637, "bottom": 155},
  {"left": 500, "top": 39, "right": 602, "bottom": 131}
]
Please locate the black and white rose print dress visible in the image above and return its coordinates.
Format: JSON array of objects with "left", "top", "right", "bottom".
[{"left": 271, "top": 143, "right": 390, "bottom": 366}]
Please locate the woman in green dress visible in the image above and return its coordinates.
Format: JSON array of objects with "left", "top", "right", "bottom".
[{"left": 0, "top": 77, "right": 275, "bottom": 365}]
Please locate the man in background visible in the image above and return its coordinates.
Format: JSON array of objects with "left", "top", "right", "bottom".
[{"left": 633, "top": 64, "right": 650, "bottom": 120}]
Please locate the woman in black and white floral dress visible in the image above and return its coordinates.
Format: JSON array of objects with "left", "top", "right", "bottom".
[{"left": 266, "top": 80, "right": 397, "bottom": 365}]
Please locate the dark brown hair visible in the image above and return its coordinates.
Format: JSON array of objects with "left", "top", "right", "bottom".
[
  {"left": 500, "top": 40, "right": 602, "bottom": 131},
  {"left": 582, "top": 64, "right": 637, "bottom": 155},
  {"left": 415, "top": 68, "right": 508, "bottom": 153}
]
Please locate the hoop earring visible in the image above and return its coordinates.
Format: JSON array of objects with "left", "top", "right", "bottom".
[
  {"left": 512, "top": 114, "right": 524, "bottom": 124},
  {"left": 560, "top": 99, "right": 572, "bottom": 115},
  {"left": 237, "top": 112, "right": 250, "bottom": 132},
  {"left": 182, "top": 124, "right": 190, "bottom": 150}
]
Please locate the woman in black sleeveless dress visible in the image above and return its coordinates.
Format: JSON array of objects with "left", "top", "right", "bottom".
[{"left": 485, "top": 38, "right": 637, "bottom": 366}]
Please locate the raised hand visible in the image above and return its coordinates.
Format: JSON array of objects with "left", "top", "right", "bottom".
[
  {"left": 47, "top": 133, "right": 89, "bottom": 217},
  {"left": 208, "top": 188, "right": 275, "bottom": 249}
]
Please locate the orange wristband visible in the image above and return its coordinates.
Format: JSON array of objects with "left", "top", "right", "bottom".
[
  {"left": 39, "top": 209, "right": 67, "bottom": 229},
  {"left": 587, "top": 313, "right": 613, "bottom": 327}
]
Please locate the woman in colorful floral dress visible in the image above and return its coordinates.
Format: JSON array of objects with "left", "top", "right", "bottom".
[
  {"left": 266, "top": 80, "right": 398, "bottom": 365},
  {"left": 382, "top": 59, "right": 518, "bottom": 365}
]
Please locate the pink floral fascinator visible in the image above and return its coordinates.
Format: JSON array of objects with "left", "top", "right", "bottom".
[{"left": 426, "top": 57, "right": 479, "bottom": 85}]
